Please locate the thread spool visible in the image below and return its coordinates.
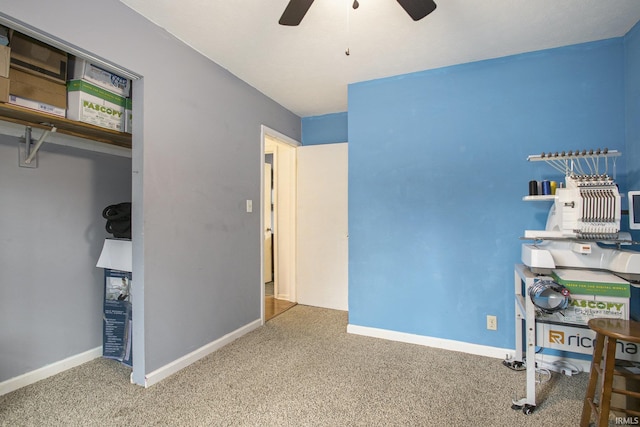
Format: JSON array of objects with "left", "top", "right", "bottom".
[
  {"left": 550, "top": 181, "right": 557, "bottom": 195},
  {"left": 529, "top": 180, "right": 539, "bottom": 196},
  {"left": 542, "top": 180, "right": 551, "bottom": 195}
]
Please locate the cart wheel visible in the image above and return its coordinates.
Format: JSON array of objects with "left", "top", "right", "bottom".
[
  {"left": 511, "top": 404, "right": 522, "bottom": 411},
  {"left": 522, "top": 404, "right": 535, "bottom": 415}
]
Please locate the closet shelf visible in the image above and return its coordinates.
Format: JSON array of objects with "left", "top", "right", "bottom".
[{"left": 0, "top": 103, "right": 131, "bottom": 148}]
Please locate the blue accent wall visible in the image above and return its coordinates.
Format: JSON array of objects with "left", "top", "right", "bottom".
[
  {"left": 624, "top": 21, "right": 640, "bottom": 320},
  {"left": 347, "top": 39, "right": 626, "bottom": 349},
  {"left": 302, "top": 112, "right": 348, "bottom": 145},
  {"left": 626, "top": 22, "right": 640, "bottom": 194}
]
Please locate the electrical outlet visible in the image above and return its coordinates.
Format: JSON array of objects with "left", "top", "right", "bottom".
[{"left": 487, "top": 315, "right": 497, "bottom": 331}]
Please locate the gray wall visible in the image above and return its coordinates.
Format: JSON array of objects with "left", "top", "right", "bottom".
[
  {"left": 0, "top": 135, "right": 131, "bottom": 381},
  {"left": 0, "top": 0, "right": 301, "bottom": 383}
]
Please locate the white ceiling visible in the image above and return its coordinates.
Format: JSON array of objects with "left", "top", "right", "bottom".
[{"left": 119, "top": 0, "right": 640, "bottom": 117}]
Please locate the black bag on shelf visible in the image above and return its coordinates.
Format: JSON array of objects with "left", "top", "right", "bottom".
[{"left": 102, "top": 202, "right": 131, "bottom": 239}]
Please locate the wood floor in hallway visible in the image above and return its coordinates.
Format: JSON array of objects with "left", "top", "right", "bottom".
[{"left": 265, "top": 296, "right": 296, "bottom": 321}]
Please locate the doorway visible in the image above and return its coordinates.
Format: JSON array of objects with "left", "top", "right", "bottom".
[{"left": 261, "top": 127, "right": 299, "bottom": 321}]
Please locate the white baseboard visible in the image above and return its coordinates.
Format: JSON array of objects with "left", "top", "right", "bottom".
[
  {"left": 347, "top": 324, "right": 514, "bottom": 360},
  {"left": 143, "top": 319, "right": 262, "bottom": 387},
  {"left": 347, "top": 324, "right": 592, "bottom": 374},
  {"left": 0, "top": 346, "right": 102, "bottom": 396}
]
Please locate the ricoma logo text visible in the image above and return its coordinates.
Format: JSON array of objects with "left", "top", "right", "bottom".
[{"left": 549, "top": 330, "right": 638, "bottom": 354}]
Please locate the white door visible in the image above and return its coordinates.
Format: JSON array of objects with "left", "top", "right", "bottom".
[
  {"left": 296, "top": 143, "right": 348, "bottom": 311},
  {"left": 264, "top": 162, "right": 273, "bottom": 283}
]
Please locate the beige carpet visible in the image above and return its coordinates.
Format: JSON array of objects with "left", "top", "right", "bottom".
[{"left": 0, "top": 305, "right": 592, "bottom": 426}]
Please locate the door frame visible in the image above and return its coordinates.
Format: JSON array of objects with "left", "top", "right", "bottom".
[
  {"left": 260, "top": 125, "right": 300, "bottom": 323},
  {"left": 263, "top": 161, "right": 273, "bottom": 284}
]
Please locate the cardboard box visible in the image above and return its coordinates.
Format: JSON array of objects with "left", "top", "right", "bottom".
[
  {"left": 69, "top": 57, "right": 131, "bottom": 97},
  {"left": 0, "top": 45, "right": 9, "bottom": 78},
  {"left": 535, "top": 321, "right": 640, "bottom": 362},
  {"left": 8, "top": 94, "right": 66, "bottom": 117},
  {"left": 9, "top": 67, "right": 66, "bottom": 108},
  {"left": 0, "top": 76, "right": 8, "bottom": 103},
  {"left": 67, "top": 79, "right": 126, "bottom": 131},
  {"left": 552, "top": 268, "right": 631, "bottom": 298},
  {"left": 537, "top": 293, "right": 629, "bottom": 326},
  {"left": 565, "top": 294, "right": 629, "bottom": 323},
  {"left": 9, "top": 30, "right": 67, "bottom": 83}
]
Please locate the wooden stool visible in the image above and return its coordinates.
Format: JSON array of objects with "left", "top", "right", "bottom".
[{"left": 580, "top": 318, "right": 640, "bottom": 426}]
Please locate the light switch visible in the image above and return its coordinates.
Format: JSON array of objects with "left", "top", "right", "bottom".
[{"left": 246, "top": 199, "right": 253, "bottom": 213}]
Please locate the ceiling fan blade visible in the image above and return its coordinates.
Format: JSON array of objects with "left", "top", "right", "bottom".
[
  {"left": 279, "top": 0, "right": 315, "bottom": 26},
  {"left": 395, "top": 0, "right": 437, "bottom": 21}
]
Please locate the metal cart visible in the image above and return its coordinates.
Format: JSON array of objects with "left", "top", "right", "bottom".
[{"left": 508, "top": 263, "right": 551, "bottom": 415}]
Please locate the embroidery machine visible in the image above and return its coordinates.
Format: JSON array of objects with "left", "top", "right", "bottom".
[
  {"left": 521, "top": 149, "right": 640, "bottom": 282},
  {"left": 509, "top": 148, "right": 640, "bottom": 415}
]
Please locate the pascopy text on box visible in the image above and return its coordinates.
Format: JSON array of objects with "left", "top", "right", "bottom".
[{"left": 67, "top": 79, "right": 125, "bottom": 131}]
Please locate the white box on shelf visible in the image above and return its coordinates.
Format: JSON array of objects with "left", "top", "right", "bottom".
[
  {"left": 67, "top": 79, "right": 126, "bottom": 131},
  {"left": 8, "top": 94, "right": 65, "bottom": 117},
  {"left": 69, "top": 57, "right": 131, "bottom": 97}
]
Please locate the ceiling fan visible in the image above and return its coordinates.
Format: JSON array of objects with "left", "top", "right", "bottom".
[{"left": 279, "top": 0, "right": 437, "bottom": 26}]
